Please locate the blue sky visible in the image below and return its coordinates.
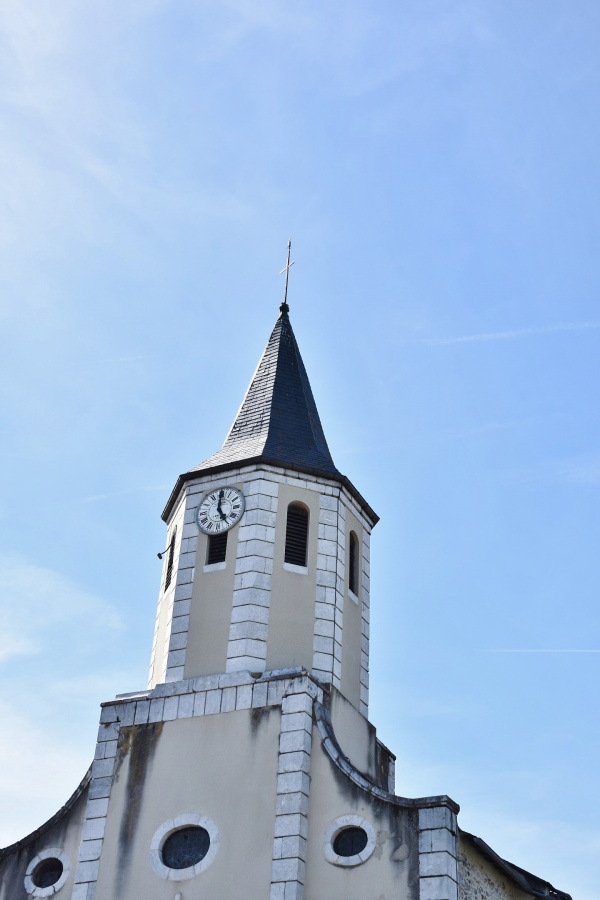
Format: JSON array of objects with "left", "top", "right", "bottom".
[{"left": 1, "top": 1, "right": 599, "bottom": 895}]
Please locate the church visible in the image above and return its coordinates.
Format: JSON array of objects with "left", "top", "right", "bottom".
[{"left": 0, "top": 272, "right": 571, "bottom": 898}]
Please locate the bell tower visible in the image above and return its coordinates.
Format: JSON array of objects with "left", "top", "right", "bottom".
[{"left": 148, "top": 298, "right": 378, "bottom": 716}]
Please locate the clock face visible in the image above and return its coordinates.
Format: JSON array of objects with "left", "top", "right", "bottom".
[{"left": 196, "top": 487, "right": 245, "bottom": 534}]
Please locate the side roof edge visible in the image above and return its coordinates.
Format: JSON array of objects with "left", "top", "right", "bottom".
[{"left": 460, "top": 830, "right": 573, "bottom": 900}]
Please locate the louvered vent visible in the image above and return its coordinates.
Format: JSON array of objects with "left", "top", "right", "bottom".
[
  {"left": 349, "top": 530, "right": 358, "bottom": 595},
  {"left": 207, "top": 531, "right": 228, "bottom": 565},
  {"left": 285, "top": 503, "right": 309, "bottom": 566},
  {"left": 165, "top": 526, "right": 177, "bottom": 589}
]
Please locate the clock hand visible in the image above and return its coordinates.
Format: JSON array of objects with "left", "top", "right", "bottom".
[{"left": 217, "top": 490, "right": 227, "bottom": 520}]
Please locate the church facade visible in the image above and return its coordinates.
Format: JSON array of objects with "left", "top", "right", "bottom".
[{"left": 0, "top": 298, "right": 571, "bottom": 899}]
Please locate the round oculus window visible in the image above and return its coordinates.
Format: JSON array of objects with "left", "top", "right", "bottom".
[
  {"left": 31, "top": 857, "right": 63, "bottom": 888},
  {"left": 24, "top": 847, "right": 70, "bottom": 897},
  {"left": 332, "top": 826, "right": 368, "bottom": 858},
  {"left": 323, "top": 815, "right": 377, "bottom": 867},
  {"left": 162, "top": 826, "right": 210, "bottom": 870},
  {"left": 150, "top": 814, "right": 220, "bottom": 881}
]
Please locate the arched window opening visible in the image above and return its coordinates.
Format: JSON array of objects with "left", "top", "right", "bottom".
[
  {"left": 285, "top": 503, "right": 309, "bottom": 567},
  {"left": 349, "top": 531, "right": 359, "bottom": 595},
  {"left": 164, "top": 527, "right": 177, "bottom": 590},
  {"left": 206, "top": 531, "right": 228, "bottom": 565}
]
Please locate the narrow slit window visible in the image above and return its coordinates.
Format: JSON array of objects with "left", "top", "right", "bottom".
[
  {"left": 165, "top": 526, "right": 177, "bottom": 590},
  {"left": 349, "top": 531, "right": 358, "bottom": 595},
  {"left": 206, "top": 531, "right": 228, "bottom": 565},
  {"left": 285, "top": 503, "right": 309, "bottom": 567}
]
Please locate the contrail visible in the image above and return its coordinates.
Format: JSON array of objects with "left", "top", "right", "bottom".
[
  {"left": 95, "top": 354, "right": 151, "bottom": 363},
  {"left": 80, "top": 485, "right": 168, "bottom": 503},
  {"left": 485, "top": 649, "right": 600, "bottom": 654},
  {"left": 422, "top": 321, "right": 600, "bottom": 346}
]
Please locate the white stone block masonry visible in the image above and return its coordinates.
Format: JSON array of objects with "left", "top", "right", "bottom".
[
  {"left": 312, "top": 494, "right": 344, "bottom": 690},
  {"left": 270, "top": 677, "right": 323, "bottom": 900},
  {"left": 418, "top": 806, "right": 458, "bottom": 900},
  {"left": 226, "top": 476, "right": 279, "bottom": 673}
]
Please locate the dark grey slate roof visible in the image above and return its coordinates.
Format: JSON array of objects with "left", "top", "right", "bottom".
[
  {"left": 162, "top": 307, "right": 378, "bottom": 524},
  {"left": 194, "top": 308, "right": 340, "bottom": 476}
]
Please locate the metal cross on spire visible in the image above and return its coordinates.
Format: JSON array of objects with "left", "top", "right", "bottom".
[{"left": 279, "top": 239, "right": 295, "bottom": 314}]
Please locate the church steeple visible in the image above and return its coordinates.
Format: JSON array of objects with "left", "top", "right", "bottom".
[
  {"left": 152, "top": 296, "right": 378, "bottom": 707},
  {"left": 196, "top": 308, "right": 340, "bottom": 478}
]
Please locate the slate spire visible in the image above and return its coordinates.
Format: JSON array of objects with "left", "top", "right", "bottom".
[{"left": 194, "top": 307, "right": 340, "bottom": 477}]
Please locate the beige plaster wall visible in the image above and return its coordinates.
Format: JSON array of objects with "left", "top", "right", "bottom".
[
  {"left": 304, "top": 728, "right": 418, "bottom": 900},
  {"left": 266, "top": 482, "right": 320, "bottom": 672},
  {"left": 95, "top": 707, "right": 280, "bottom": 900},
  {"left": 184, "top": 519, "right": 238, "bottom": 677},
  {"left": 330, "top": 688, "right": 377, "bottom": 782},
  {"left": 0, "top": 776, "right": 89, "bottom": 900},
  {"left": 458, "top": 838, "right": 532, "bottom": 900},
  {"left": 340, "top": 507, "right": 363, "bottom": 709}
]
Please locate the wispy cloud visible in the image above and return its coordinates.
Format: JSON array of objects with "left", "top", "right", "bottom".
[
  {"left": 562, "top": 457, "right": 600, "bottom": 486},
  {"left": 420, "top": 321, "right": 600, "bottom": 346},
  {"left": 0, "top": 699, "right": 92, "bottom": 847},
  {"left": 0, "top": 555, "right": 122, "bottom": 663},
  {"left": 0, "top": 635, "right": 37, "bottom": 663}
]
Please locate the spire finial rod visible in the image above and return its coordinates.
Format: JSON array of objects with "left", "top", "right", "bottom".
[{"left": 279, "top": 239, "right": 295, "bottom": 314}]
